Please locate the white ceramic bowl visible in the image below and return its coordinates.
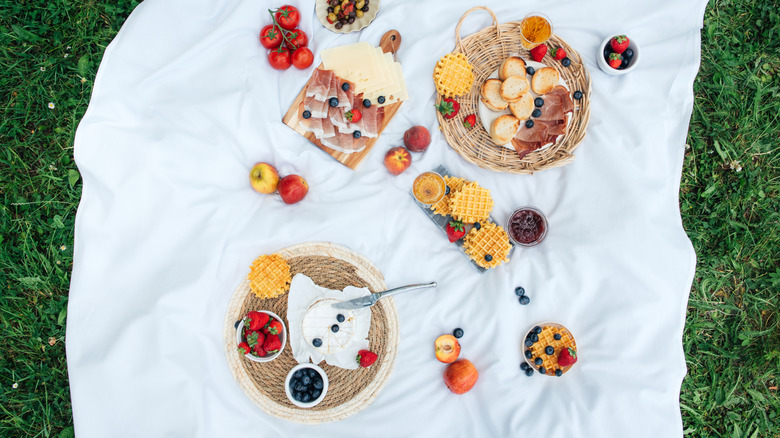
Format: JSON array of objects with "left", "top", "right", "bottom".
[
  {"left": 235, "top": 310, "right": 286, "bottom": 363},
  {"left": 597, "top": 35, "right": 640, "bottom": 75},
  {"left": 285, "top": 363, "right": 329, "bottom": 408}
]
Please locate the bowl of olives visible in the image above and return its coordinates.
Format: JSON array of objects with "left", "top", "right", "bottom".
[
  {"left": 285, "top": 363, "right": 329, "bottom": 408},
  {"left": 316, "top": 0, "right": 380, "bottom": 33}
]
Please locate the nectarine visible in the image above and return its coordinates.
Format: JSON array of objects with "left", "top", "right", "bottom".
[
  {"left": 403, "top": 126, "right": 431, "bottom": 152},
  {"left": 278, "top": 175, "right": 308, "bottom": 204},
  {"left": 384, "top": 147, "right": 412, "bottom": 175},
  {"left": 434, "top": 334, "right": 461, "bottom": 363},
  {"left": 444, "top": 359, "right": 478, "bottom": 394}
]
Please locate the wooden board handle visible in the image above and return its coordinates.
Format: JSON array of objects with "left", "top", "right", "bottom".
[{"left": 379, "top": 30, "right": 402, "bottom": 55}]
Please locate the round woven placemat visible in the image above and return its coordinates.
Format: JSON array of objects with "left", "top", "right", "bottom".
[
  {"left": 223, "top": 242, "right": 399, "bottom": 423},
  {"left": 436, "top": 6, "right": 592, "bottom": 174}
]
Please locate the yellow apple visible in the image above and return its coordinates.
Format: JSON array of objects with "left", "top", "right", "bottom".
[{"left": 249, "top": 162, "right": 279, "bottom": 194}]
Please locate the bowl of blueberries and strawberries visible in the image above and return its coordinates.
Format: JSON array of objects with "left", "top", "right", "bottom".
[
  {"left": 285, "top": 363, "right": 329, "bottom": 408},
  {"left": 598, "top": 34, "right": 640, "bottom": 75}
]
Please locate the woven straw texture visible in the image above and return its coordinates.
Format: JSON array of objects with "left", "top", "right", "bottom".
[
  {"left": 223, "top": 242, "right": 399, "bottom": 423},
  {"left": 436, "top": 6, "right": 592, "bottom": 174}
]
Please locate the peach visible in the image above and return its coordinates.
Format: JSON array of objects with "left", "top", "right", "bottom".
[
  {"left": 444, "top": 359, "right": 478, "bottom": 394},
  {"left": 403, "top": 126, "right": 431, "bottom": 152},
  {"left": 278, "top": 174, "right": 308, "bottom": 204},
  {"left": 384, "top": 147, "right": 412, "bottom": 175},
  {"left": 249, "top": 162, "right": 280, "bottom": 194},
  {"left": 434, "top": 334, "right": 461, "bottom": 363}
]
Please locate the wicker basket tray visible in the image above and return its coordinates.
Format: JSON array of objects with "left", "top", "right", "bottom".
[
  {"left": 223, "top": 242, "right": 399, "bottom": 423},
  {"left": 436, "top": 6, "right": 592, "bottom": 174}
]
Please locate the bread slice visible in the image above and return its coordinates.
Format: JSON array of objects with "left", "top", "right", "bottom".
[
  {"left": 490, "top": 115, "right": 520, "bottom": 145},
  {"left": 531, "top": 67, "right": 560, "bottom": 95},
  {"left": 508, "top": 93, "right": 534, "bottom": 119},
  {"left": 480, "top": 79, "right": 508, "bottom": 112},
  {"left": 498, "top": 57, "right": 527, "bottom": 81},
  {"left": 499, "top": 75, "right": 530, "bottom": 103}
]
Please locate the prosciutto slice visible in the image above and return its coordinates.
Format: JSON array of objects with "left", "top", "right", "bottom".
[
  {"left": 306, "top": 68, "right": 334, "bottom": 101},
  {"left": 547, "top": 86, "right": 574, "bottom": 114},
  {"left": 304, "top": 94, "right": 329, "bottom": 118}
]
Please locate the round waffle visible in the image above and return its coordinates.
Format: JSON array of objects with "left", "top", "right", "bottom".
[
  {"left": 524, "top": 324, "right": 577, "bottom": 376},
  {"left": 247, "top": 254, "right": 292, "bottom": 299},
  {"left": 430, "top": 176, "right": 468, "bottom": 216},
  {"left": 433, "top": 52, "right": 475, "bottom": 98},
  {"left": 462, "top": 222, "right": 511, "bottom": 269},
  {"left": 448, "top": 182, "right": 494, "bottom": 224}
]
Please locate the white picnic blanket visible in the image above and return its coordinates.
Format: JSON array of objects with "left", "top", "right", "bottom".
[{"left": 67, "top": 0, "right": 707, "bottom": 436}]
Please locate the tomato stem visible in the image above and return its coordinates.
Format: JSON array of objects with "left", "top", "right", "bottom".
[{"left": 268, "top": 9, "right": 295, "bottom": 50}]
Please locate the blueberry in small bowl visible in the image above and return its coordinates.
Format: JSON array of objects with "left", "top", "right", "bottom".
[{"left": 285, "top": 363, "right": 329, "bottom": 408}]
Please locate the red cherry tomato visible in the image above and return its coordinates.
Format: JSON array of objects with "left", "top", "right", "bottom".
[
  {"left": 292, "top": 47, "right": 314, "bottom": 70},
  {"left": 268, "top": 47, "right": 292, "bottom": 70},
  {"left": 275, "top": 5, "right": 300, "bottom": 31},
  {"left": 285, "top": 28, "right": 308, "bottom": 50},
  {"left": 259, "top": 24, "right": 282, "bottom": 49}
]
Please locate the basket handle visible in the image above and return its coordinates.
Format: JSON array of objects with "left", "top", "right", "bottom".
[{"left": 455, "top": 6, "right": 501, "bottom": 51}]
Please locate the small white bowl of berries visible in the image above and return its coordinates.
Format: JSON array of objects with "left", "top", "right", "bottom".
[
  {"left": 597, "top": 34, "right": 639, "bottom": 75},
  {"left": 235, "top": 310, "right": 287, "bottom": 363}
]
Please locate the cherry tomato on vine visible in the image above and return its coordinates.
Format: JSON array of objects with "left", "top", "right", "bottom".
[
  {"left": 274, "top": 5, "right": 300, "bottom": 31},
  {"left": 285, "top": 28, "right": 308, "bottom": 51},
  {"left": 268, "top": 47, "right": 292, "bottom": 70},
  {"left": 292, "top": 47, "right": 314, "bottom": 69},
  {"left": 259, "top": 24, "right": 283, "bottom": 49}
]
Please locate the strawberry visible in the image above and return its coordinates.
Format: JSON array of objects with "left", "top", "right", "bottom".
[
  {"left": 608, "top": 53, "right": 622, "bottom": 69},
  {"left": 237, "top": 342, "right": 251, "bottom": 355},
  {"left": 436, "top": 98, "right": 460, "bottom": 119},
  {"left": 245, "top": 311, "right": 269, "bottom": 331},
  {"left": 553, "top": 47, "right": 567, "bottom": 60},
  {"left": 263, "top": 334, "right": 282, "bottom": 354},
  {"left": 609, "top": 35, "right": 629, "bottom": 54},
  {"left": 253, "top": 342, "right": 267, "bottom": 357},
  {"left": 245, "top": 330, "right": 265, "bottom": 349},
  {"left": 558, "top": 347, "right": 577, "bottom": 367},
  {"left": 445, "top": 220, "right": 466, "bottom": 242},
  {"left": 463, "top": 114, "right": 476, "bottom": 129},
  {"left": 529, "top": 44, "right": 547, "bottom": 62},
  {"left": 345, "top": 109, "right": 362, "bottom": 123},
  {"left": 266, "top": 319, "right": 283, "bottom": 335},
  {"left": 356, "top": 349, "right": 378, "bottom": 367}
]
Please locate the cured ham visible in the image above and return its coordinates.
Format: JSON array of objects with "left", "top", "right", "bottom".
[
  {"left": 306, "top": 68, "right": 335, "bottom": 101},
  {"left": 304, "top": 94, "right": 329, "bottom": 118}
]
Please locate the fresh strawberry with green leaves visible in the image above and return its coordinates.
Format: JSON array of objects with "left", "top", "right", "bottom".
[
  {"left": 345, "top": 109, "right": 362, "bottom": 123},
  {"left": 246, "top": 311, "right": 269, "bottom": 331},
  {"left": 553, "top": 47, "right": 567, "bottom": 60},
  {"left": 237, "top": 342, "right": 251, "bottom": 355},
  {"left": 263, "top": 334, "right": 282, "bottom": 354},
  {"left": 445, "top": 220, "right": 466, "bottom": 242},
  {"left": 463, "top": 114, "right": 476, "bottom": 129},
  {"left": 607, "top": 53, "right": 622, "bottom": 69},
  {"left": 609, "top": 35, "right": 629, "bottom": 54},
  {"left": 558, "top": 347, "right": 577, "bottom": 367},
  {"left": 356, "top": 349, "right": 378, "bottom": 367},
  {"left": 265, "top": 319, "right": 283, "bottom": 335},
  {"left": 253, "top": 342, "right": 267, "bottom": 357},
  {"left": 529, "top": 44, "right": 547, "bottom": 62},
  {"left": 436, "top": 98, "right": 460, "bottom": 119},
  {"left": 246, "top": 330, "right": 265, "bottom": 349}
]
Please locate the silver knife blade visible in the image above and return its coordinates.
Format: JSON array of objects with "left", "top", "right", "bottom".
[{"left": 331, "top": 294, "right": 377, "bottom": 310}]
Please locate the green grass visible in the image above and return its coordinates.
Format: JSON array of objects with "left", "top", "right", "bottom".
[{"left": 0, "top": 0, "right": 778, "bottom": 436}]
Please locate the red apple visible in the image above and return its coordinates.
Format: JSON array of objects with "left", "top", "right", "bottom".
[
  {"left": 278, "top": 174, "right": 308, "bottom": 204},
  {"left": 443, "top": 359, "right": 478, "bottom": 394},
  {"left": 384, "top": 147, "right": 412, "bottom": 175},
  {"left": 249, "top": 162, "right": 280, "bottom": 194},
  {"left": 403, "top": 126, "right": 431, "bottom": 152}
]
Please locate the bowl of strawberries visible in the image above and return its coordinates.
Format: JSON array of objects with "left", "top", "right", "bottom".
[
  {"left": 597, "top": 34, "right": 640, "bottom": 76},
  {"left": 236, "top": 310, "right": 287, "bottom": 363}
]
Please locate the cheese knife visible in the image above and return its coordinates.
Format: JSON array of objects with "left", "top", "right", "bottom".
[{"left": 331, "top": 282, "right": 437, "bottom": 310}]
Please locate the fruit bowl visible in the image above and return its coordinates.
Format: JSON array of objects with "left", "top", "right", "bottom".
[
  {"left": 522, "top": 322, "right": 577, "bottom": 376},
  {"left": 235, "top": 310, "right": 287, "bottom": 363},
  {"left": 285, "top": 363, "right": 329, "bottom": 408},
  {"left": 597, "top": 35, "right": 640, "bottom": 76}
]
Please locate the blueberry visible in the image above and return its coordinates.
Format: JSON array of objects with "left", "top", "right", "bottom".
[
  {"left": 302, "top": 393, "right": 311, "bottom": 403},
  {"left": 530, "top": 333, "right": 539, "bottom": 342},
  {"left": 474, "top": 222, "right": 481, "bottom": 230},
  {"left": 532, "top": 108, "right": 541, "bottom": 117},
  {"left": 312, "top": 338, "right": 322, "bottom": 347},
  {"left": 519, "top": 295, "right": 530, "bottom": 305},
  {"left": 603, "top": 45, "right": 613, "bottom": 61},
  {"left": 555, "top": 369, "right": 563, "bottom": 377},
  {"left": 573, "top": 91, "right": 583, "bottom": 100},
  {"left": 525, "top": 119, "right": 534, "bottom": 128},
  {"left": 484, "top": 254, "right": 493, "bottom": 262},
  {"left": 515, "top": 286, "right": 526, "bottom": 296},
  {"left": 524, "top": 349, "right": 532, "bottom": 359},
  {"left": 294, "top": 370, "right": 303, "bottom": 379},
  {"left": 294, "top": 391, "right": 303, "bottom": 401},
  {"left": 524, "top": 339, "right": 534, "bottom": 347},
  {"left": 533, "top": 326, "right": 542, "bottom": 334},
  {"left": 363, "top": 99, "right": 371, "bottom": 108},
  {"left": 534, "top": 97, "right": 544, "bottom": 107},
  {"left": 520, "top": 362, "right": 529, "bottom": 371},
  {"left": 539, "top": 366, "right": 546, "bottom": 374},
  {"left": 453, "top": 328, "right": 464, "bottom": 338},
  {"left": 561, "top": 57, "right": 571, "bottom": 67},
  {"left": 311, "top": 389, "right": 321, "bottom": 399},
  {"left": 534, "top": 357, "right": 543, "bottom": 366},
  {"left": 295, "top": 383, "right": 305, "bottom": 392},
  {"left": 353, "top": 130, "right": 361, "bottom": 139},
  {"left": 329, "top": 97, "right": 339, "bottom": 107},
  {"left": 302, "top": 375, "right": 311, "bottom": 385},
  {"left": 313, "top": 379, "right": 323, "bottom": 390},
  {"left": 553, "top": 333, "right": 561, "bottom": 340},
  {"left": 302, "top": 110, "right": 311, "bottom": 119},
  {"left": 526, "top": 66, "right": 535, "bottom": 75},
  {"left": 545, "top": 346, "right": 555, "bottom": 355},
  {"left": 331, "top": 324, "right": 339, "bottom": 333},
  {"left": 341, "top": 82, "right": 350, "bottom": 91},
  {"left": 525, "top": 367, "right": 534, "bottom": 376},
  {"left": 620, "top": 57, "right": 630, "bottom": 69},
  {"left": 289, "top": 378, "right": 299, "bottom": 389},
  {"left": 445, "top": 185, "right": 451, "bottom": 195},
  {"left": 623, "top": 48, "right": 634, "bottom": 59},
  {"left": 336, "top": 314, "right": 345, "bottom": 323},
  {"left": 377, "top": 96, "right": 385, "bottom": 104},
  {"left": 307, "top": 368, "right": 316, "bottom": 377}
]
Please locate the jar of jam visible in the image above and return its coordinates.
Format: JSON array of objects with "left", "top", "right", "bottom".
[{"left": 507, "top": 206, "right": 548, "bottom": 246}]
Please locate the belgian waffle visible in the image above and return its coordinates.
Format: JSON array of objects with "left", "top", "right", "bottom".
[
  {"left": 247, "top": 254, "right": 291, "bottom": 299},
  {"left": 462, "top": 222, "right": 511, "bottom": 269},
  {"left": 430, "top": 176, "right": 468, "bottom": 217},
  {"left": 433, "top": 53, "right": 475, "bottom": 98},
  {"left": 525, "top": 324, "right": 577, "bottom": 376},
  {"left": 449, "top": 182, "right": 494, "bottom": 224}
]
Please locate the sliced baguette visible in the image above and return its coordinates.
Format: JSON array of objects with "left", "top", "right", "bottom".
[
  {"left": 508, "top": 93, "right": 535, "bottom": 119},
  {"left": 498, "top": 56, "right": 527, "bottom": 81},
  {"left": 499, "top": 75, "right": 530, "bottom": 103},
  {"left": 490, "top": 114, "right": 520, "bottom": 145},
  {"left": 480, "top": 79, "right": 508, "bottom": 111},
  {"left": 531, "top": 67, "right": 560, "bottom": 95}
]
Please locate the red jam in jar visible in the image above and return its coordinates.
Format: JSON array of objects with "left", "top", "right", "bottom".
[{"left": 508, "top": 207, "right": 548, "bottom": 246}]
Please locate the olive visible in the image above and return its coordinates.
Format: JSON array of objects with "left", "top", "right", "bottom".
[
  {"left": 335, "top": 21, "right": 343, "bottom": 29},
  {"left": 364, "top": 0, "right": 369, "bottom": 4},
  {"left": 329, "top": 0, "right": 339, "bottom": 5},
  {"left": 327, "top": 12, "right": 337, "bottom": 22},
  {"left": 333, "top": 5, "right": 340, "bottom": 14},
  {"left": 347, "top": 16, "right": 355, "bottom": 24},
  {"left": 356, "top": 9, "right": 363, "bottom": 18},
  {"left": 356, "top": 0, "right": 365, "bottom": 8},
  {"left": 340, "top": 16, "right": 348, "bottom": 24},
  {"left": 362, "top": 5, "right": 369, "bottom": 12},
  {"left": 341, "top": 0, "right": 349, "bottom": 7}
]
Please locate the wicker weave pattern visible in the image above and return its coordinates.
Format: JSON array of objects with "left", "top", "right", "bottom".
[
  {"left": 437, "top": 6, "right": 592, "bottom": 174},
  {"left": 223, "top": 242, "right": 399, "bottom": 423}
]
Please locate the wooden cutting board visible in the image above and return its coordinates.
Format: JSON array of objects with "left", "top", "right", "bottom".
[{"left": 282, "top": 30, "right": 404, "bottom": 170}]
